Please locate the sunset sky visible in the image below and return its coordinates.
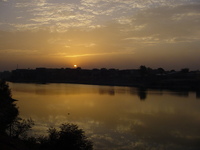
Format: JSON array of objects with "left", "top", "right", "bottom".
[{"left": 0, "top": 0, "right": 200, "bottom": 71}]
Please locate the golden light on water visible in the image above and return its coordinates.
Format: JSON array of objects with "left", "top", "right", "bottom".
[{"left": 9, "top": 82, "right": 200, "bottom": 149}]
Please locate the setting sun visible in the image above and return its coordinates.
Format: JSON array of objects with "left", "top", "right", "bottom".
[
  {"left": 74, "top": 65, "right": 77, "bottom": 68},
  {"left": 0, "top": 0, "right": 200, "bottom": 71}
]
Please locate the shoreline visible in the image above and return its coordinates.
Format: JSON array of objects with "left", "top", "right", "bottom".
[{"left": 8, "top": 79, "right": 200, "bottom": 92}]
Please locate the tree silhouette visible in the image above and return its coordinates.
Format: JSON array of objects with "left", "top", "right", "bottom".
[
  {"left": 139, "top": 65, "right": 147, "bottom": 78},
  {"left": 0, "top": 80, "right": 12, "bottom": 99},
  {"left": 8, "top": 117, "right": 34, "bottom": 139},
  {"left": 40, "top": 123, "right": 93, "bottom": 150},
  {"left": 181, "top": 68, "right": 189, "bottom": 73},
  {"left": 157, "top": 67, "right": 165, "bottom": 75},
  {"left": 0, "top": 80, "right": 19, "bottom": 134}
]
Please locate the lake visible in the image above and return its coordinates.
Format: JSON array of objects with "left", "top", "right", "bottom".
[{"left": 9, "top": 82, "right": 200, "bottom": 150}]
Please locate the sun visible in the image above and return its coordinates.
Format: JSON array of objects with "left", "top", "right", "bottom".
[{"left": 74, "top": 65, "right": 77, "bottom": 68}]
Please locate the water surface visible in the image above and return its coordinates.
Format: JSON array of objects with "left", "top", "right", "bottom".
[{"left": 9, "top": 82, "right": 200, "bottom": 150}]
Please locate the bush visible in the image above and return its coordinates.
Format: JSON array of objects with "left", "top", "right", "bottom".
[
  {"left": 7, "top": 117, "right": 34, "bottom": 139},
  {"left": 40, "top": 123, "right": 93, "bottom": 150}
]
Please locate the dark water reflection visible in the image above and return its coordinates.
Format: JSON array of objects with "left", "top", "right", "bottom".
[
  {"left": 196, "top": 91, "right": 200, "bottom": 99},
  {"left": 9, "top": 83, "right": 200, "bottom": 150},
  {"left": 136, "top": 87, "right": 147, "bottom": 100}
]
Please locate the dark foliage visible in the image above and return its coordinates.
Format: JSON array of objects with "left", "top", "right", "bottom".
[
  {"left": 0, "top": 80, "right": 12, "bottom": 99},
  {"left": 181, "top": 68, "right": 189, "bottom": 73},
  {"left": 7, "top": 117, "right": 34, "bottom": 139},
  {"left": 0, "top": 80, "right": 19, "bottom": 134},
  {"left": 40, "top": 123, "right": 93, "bottom": 150},
  {"left": 139, "top": 65, "right": 148, "bottom": 77}
]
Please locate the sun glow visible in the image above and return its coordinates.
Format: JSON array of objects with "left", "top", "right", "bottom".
[{"left": 74, "top": 65, "right": 77, "bottom": 68}]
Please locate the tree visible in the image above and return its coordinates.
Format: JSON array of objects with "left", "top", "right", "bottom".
[
  {"left": 0, "top": 80, "right": 12, "bottom": 99},
  {"left": 157, "top": 68, "right": 165, "bottom": 75},
  {"left": 7, "top": 117, "right": 34, "bottom": 139},
  {"left": 181, "top": 68, "right": 189, "bottom": 73},
  {"left": 139, "top": 65, "right": 147, "bottom": 78},
  {"left": 41, "top": 123, "right": 93, "bottom": 150},
  {"left": 0, "top": 80, "right": 19, "bottom": 134}
]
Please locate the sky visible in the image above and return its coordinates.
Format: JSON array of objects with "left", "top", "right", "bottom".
[{"left": 0, "top": 0, "right": 200, "bottom": 71}]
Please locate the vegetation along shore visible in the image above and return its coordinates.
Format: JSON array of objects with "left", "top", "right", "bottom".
[{"left": 1, "top": 66, "right": 200, "bottom": 91}]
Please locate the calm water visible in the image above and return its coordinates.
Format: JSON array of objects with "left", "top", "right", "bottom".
[{"left": 9, "top": 82, "right": 200, "bottom": 150}]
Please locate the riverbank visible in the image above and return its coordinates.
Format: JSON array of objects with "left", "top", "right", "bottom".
[{"left": 2, "top": 67, "right": 200, "bottom": 91}]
